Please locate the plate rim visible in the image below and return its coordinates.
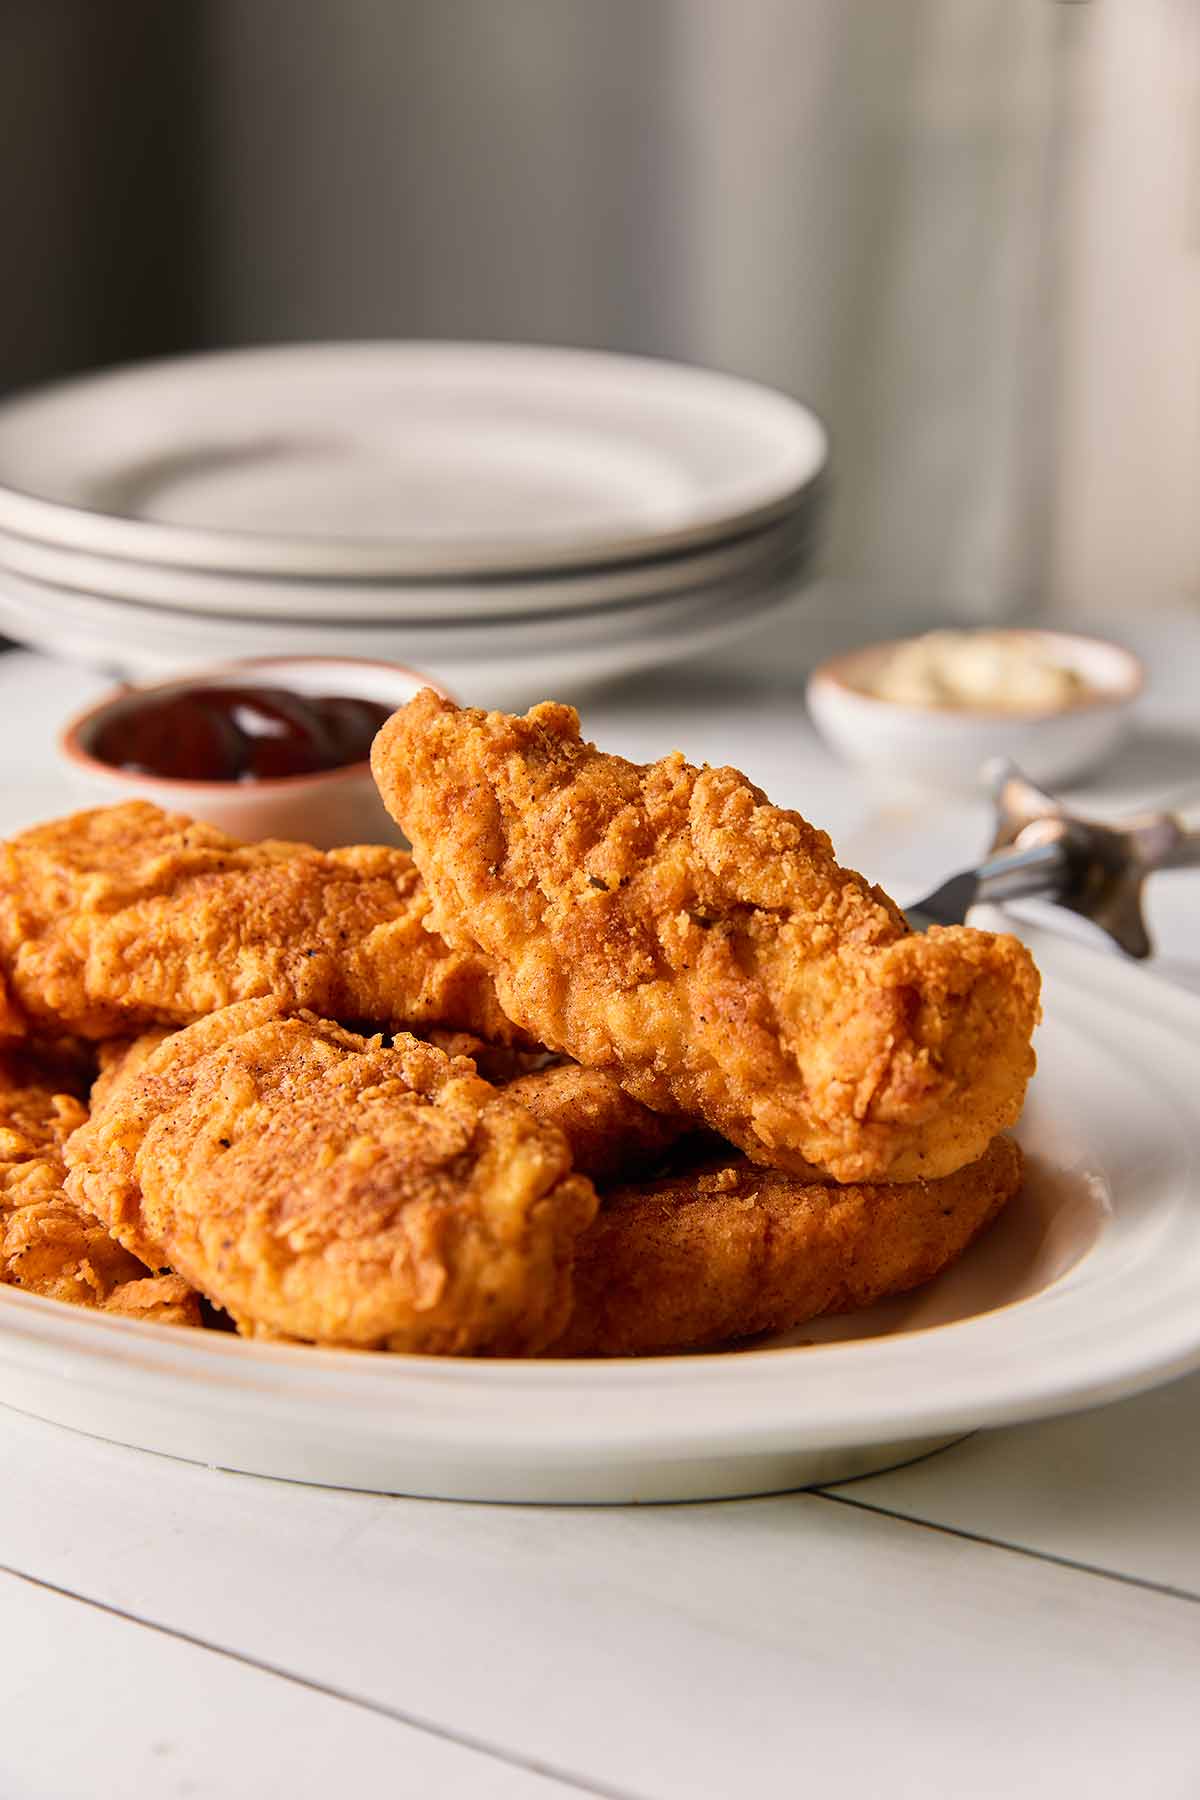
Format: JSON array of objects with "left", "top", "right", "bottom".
[
  {"left": 0, "top": 341, "right": 831, "bottom": 579},
  {"left": 0, "top": 548, "right": 814, "bottom": 655},
  {"left": 0, "top": 503, "right": 823, "bottom": 623}
]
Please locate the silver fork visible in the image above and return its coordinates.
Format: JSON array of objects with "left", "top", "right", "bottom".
[{"left": 904, "top": 764, "right": 1200, "bottom": 957}]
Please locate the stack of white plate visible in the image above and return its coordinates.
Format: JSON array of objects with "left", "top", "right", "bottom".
[{"left": 0, "top": 343, "right": 828, "bottom": 706}]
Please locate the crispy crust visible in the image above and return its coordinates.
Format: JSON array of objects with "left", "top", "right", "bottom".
[
  {"left": 0, "top": 1047, "right": 200, "bottom": 1323},
  {"left": 550, "top": 1135, "right": 1023, "bottom": 1357},
  {"left": 0, "top": 801, "right": 520, "bottom": 1044},
  {"left": 65, "top": 999, "right": 597, "bottom": 1354},
  {"left": 101, "top": 1272, "right": 204, "bottom": 1327},
  {"left": 415, "top": 1036, "right": 689, "bottom": 1184},
  {"left": 373, "top": 693, "right": 1040, "bottom": 1182},
  {"left": 416, "top": 1028, "right": 554, "bottom": 1087},
  {"left": 503, "top": 1061, "right": 687, "bottom": 1185}
]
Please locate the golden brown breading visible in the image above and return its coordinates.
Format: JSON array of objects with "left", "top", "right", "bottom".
[
  {"left": 373, "top": 692, "right": 1040, "bottom": 1182},
  {"left": 104, "top": 1028, "right": 682, "bottom": 1195},
  {"left": 64, "top": 999, "right": 597, "bottom": 1354},
  {"left": 551, "top": 1135, "right": 1022, "bottom": 1357},
  {"left": 101, "top": 1272, "right": 203, "bottom": 1326},
  {"left": 92, "top": 1030, "right": 173, "bottom": 1104},
  {"left": 504, "top": 1061, "right": 687, "bottom": 1185},
  {"left": 0, "top": 1048, "right": 200, "bottom": 1323},
  {"left": 0, "top": 801, "right": 520, "bottom": 1044},
  {"left": 417, "top": 1034, "right": 689, "bottom": 1183},
  {"left": 416, "top": 1028, "right": 555, "bottom": 1087}
]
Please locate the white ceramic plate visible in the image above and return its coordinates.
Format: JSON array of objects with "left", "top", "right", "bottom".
[
  {"left": 0, "top": 343, "right": 829, "bottom": 578},
  {"left": 0, "top": 556, "right": 811, "bottom": 710},
  {"left": 2, "top": 923, "right": 1199, "bottom": 1504},
  {"left": 0, "top": 506, "right": 821, "bottom": 621}
]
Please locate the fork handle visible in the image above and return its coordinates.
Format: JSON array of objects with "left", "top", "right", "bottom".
[
  {"left": 1159, "top": 801, "right": 1200, "bottom": 870},
  {"left": 1119, "top": 799, "right": 1200, "bottom": 873}
]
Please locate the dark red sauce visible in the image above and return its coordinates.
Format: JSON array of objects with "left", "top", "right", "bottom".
[{"left": 85, "top": 685, "right": 393, "bottom": 783}]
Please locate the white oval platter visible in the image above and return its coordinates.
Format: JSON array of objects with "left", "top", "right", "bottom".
[{"left": 2, "top": 925, "right": 1198, "bottom": 1504}]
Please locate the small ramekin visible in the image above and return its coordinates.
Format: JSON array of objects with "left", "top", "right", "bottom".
[
  {"left": 806, "top": 629, "right": 1143, "bottom": 792},
  {"left": 57, "top": 655, "right": 448, "bottom": 848}
]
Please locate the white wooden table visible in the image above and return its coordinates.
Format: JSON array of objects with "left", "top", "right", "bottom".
[{"left": 2, "top": 616, "right": 1198, "bottom": 1800}]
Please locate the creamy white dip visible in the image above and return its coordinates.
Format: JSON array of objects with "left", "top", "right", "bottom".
[{"left": 859, "top": 632, "right": 1088, "bottom": 712}]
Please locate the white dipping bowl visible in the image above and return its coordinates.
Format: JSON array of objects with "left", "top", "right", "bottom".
[
  {"left": 58, "top": 656, "right": 447, "bottom": 848},
  {"left": 806, "top": 629, "right": 1143, "bottom": 792}
]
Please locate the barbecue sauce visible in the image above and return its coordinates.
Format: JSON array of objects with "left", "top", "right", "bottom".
[{"left": 85, "top": 685, "right": 393, "bottom": 783}]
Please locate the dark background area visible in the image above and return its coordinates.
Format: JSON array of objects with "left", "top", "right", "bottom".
[
  {"left": 1, "top": 2, "right": 1191, "bottom": 621},
  {"left": 2, "top": 3, "right": 207, "bottom": 392}
]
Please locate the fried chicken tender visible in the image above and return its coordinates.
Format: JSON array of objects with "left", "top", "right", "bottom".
[
  {"left": 99, "top": 1272, "right": 202, "bottom": 1327},
  {"left": 417, "top": 1035, "right": 687, "bottom": 1182},
  {"left": 416, "top": 1028, "right": 554, "bottom": 1087},
  {"left": 551, "top": 1135, "right": 1022, "bottom": 1357},
  {"left": 0, "top": 801, "right": 520, "bottom": 1045},
  {"left": 373, "top": 693, "right": 1040, "bottom": 1182},
  {"left": 94, "top": 1031, "right": 172, "bottom": 1094},
  {"left": 1, "top": 1048, "right": 199, "bottom": 1323},
  {"left": 504, "top": 1062, "right": 687, "bottom": 1184},
  {"left": 64, "top": 999, "right": 597, "bottom": 1354}
]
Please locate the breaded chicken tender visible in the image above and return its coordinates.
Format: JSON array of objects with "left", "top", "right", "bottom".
[
  {"left": 98, "top": 1272, "right": 202, "bottom": 1327},
  {"left": 552, "top": 1136, "right": 1022, "bottom": 1357},
  {"left": 415, "top": 1036, "right": 687, "bottom": 1182},
  {"left": 0, "top": 801, "right": 520, "bottom": 1045},
  {"left": 373, "top": 693, "right": 1040, "bottom": 1182},
  {"left": 1, "top": 1047, "right": 199, "bottom": 1323},
  {"left": 504, "top": 1062, "right": 687, "bottom": 1184},
  {"left": 64, "top": 999, "right": 596, "bottom": 1354},
  {"left": 416, "top": 1029, "right": 554, "bottom": 1087}
]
